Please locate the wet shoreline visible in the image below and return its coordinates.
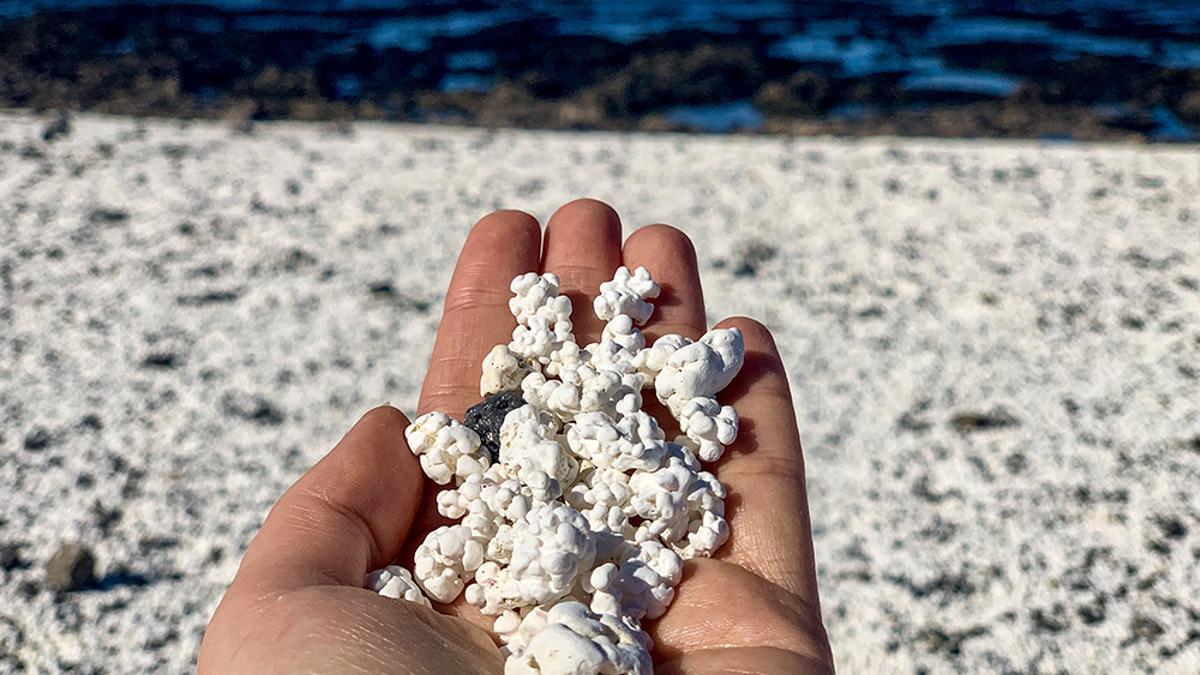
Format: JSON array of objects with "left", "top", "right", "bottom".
[{"left": 2, "top": 3, "right": 1199, "bottom": 141}]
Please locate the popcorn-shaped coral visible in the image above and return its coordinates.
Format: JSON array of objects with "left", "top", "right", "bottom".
[
  {"left": 413, "top": 524, "right": 487, "bottom": 603},
  {"left": 628, "top": 456, "right": 729, "bottom": 559},
  {"left": 498, "top": 405, "right": 578, "bottom": 501},
  {"left": 502, "top": 601, "right": 652, "bottom": 675},
  {"left": 365, "top": 565, "right": 431, "bottom": 608},
  {"left": 481, "top": 345, "right": 533, "bottom": 396},
  {"left": 522, "top": 366, "right": 643, "bottom": 423},
  {"left": 510, "top": 272, "right": 572, "bottom": 325},
  {"left": 586, "top": 541, "right": 683, "bottom": 621},
  {"left": 371, "top": 267, "right": 742, "bottom": 674},
  {"left": 565, "top": 465, "right": 635, "bottom": 539},
  {"left": 405, "top": 412, "right": 490, "bottom": 485},
  {"left": 465, "top": 503, "right": 597, "bottom": 615},
  {"left": 511, "top": 316, "right": 574, "bottom": 365},
  {"left": 593, "top": 266, "right": 660, "bottom": 326},
  {"left": 678, "top": 396, "right": 739, "bottom": 462},
  {"left": 600, "top": 315, "right": 646, "bottom": 354},
  {"left": 654, "top": 327, "right": 745, "bottom": 417},
  {"left": 567, "top": 411, "right": 667, "bottom": 472},
  {"left": 631, "top": 333, "right": 692, "bottom": 386}
]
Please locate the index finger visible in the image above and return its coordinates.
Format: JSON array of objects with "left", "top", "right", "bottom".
[{"left": 418, "top": 210, "right": 542, "bottom": 417}]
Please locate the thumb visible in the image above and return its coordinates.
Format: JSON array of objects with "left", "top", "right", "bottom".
[{"left": 231, "top": 405, "right": 425, "bottom": 594}]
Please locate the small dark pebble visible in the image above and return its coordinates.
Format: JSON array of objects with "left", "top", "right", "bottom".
[
  {"left": 1154, "top": 516, "right": 1187, "bottom": 540},
  {"left": 23, "top": 427, "right": 55, "bottom": 451},
  {"left": 464, "top": 391, "right": 526, "bottom": 463},
  {"left": 41, "top": 111, "right": 72, "bottom": 143},
  {"left": 950, "top": 408, "right": 1020, "bottom": 432},
  {"left": 1130, "top": 615, "right": 1165, "bottom": 643},
  {"left": 45, "top": 543, "right": 97, "bottom": 593},
  {"left": 0, "top": 542, "right": 26, "bottom": 571}
]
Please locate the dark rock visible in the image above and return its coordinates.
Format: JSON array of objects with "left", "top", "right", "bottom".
[
  {"left": 950, "top": 408, "right": 1019, "bottom": 432},
  {"left": 731, "top": 239, "right": 778, "bottom": 278},
  {"left": 141, "top": 352, "right": 179, "bottom": 369},
  {"left": 1129, "top": 615, "right": 1165, "bottom": 643},
  {"left": 91, "top": 501, "right": 123, "bottom": 534},
  {"left": 1031, "top": 605, "right": 1070, "bottom": 633},
  {"left": 0, "top": 542, "right": 26, "bottom": 571},
  {"left": 464, "top": 391, "right": 526, "bottom": 463},
  {"left": 87, "top": 208, "right": 129, "bottom": 225},
  {"left": 755, "top": 71, "right": 833, "bottom": 116},
  {"left": 44, "top": 543, "right": 97, "bottom": 593},
  {"left": 1078, "top": 596, "right": 1107, "bottom": 625},
  {"left": 220, "top": 392, "right": 284, "bottom": 425},
  {"left": 897, "top": 412, "right": 931, "bottom": 433},
  {"left": 1154, "top": 516, "right": 1187, "bottom": 540},
  {"left": 41, "top": 111, "right": 72, "bottom": 143},
  {"left": 916, "top": 625, "right": 988, "bottom": 655},
  {"left": 175, "top": 289, "right": 242, "bottom": 306},
  {"left": 368, "top": 282, "right": 431, "bottom": 313},
  {"left": 23, "top": 427, "right": 55, "bottom": 451}
]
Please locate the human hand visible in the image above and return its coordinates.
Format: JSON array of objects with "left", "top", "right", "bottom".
[{"left": 198, "top": 199, "right": 833, "bottom": 674}]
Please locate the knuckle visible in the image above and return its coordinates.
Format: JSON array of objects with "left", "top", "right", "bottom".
[{"left": 443, "top": 284, "right": 512, "bottom": 315}]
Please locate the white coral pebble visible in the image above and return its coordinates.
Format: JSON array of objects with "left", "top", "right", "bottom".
[
  {"left": 503, "top": 601, "right": 652, "bottom": 675},
  {"left": 482, "top": 345, "right": 532, "bottom": 395},
  {"left": 364, "top": 565, "right": 431, "bottom": 608},
  {"left": 510, "top": 272, "right": 572, "bottom": 325},
  {"left": 567, "top": 411, "right": 667, "bottom": 472},
  {"left": 678, "top": 396, "right": 739, "bottom": 462},
  {"left": 404, "top": 412, "right": 490, "bottom": 485},
  {"left": 655, "top": 327, "right": 745, "bottom": 417},
  {"left": 632, "top": 333, "right": 692, "bottom": 386},
  {"left": 594, "top": 266, "right": 660, "bottom": 325},
  {"left": 413, "top": 524, "right": 487, "bottom": 603},
  {"left": 586, "top": 541, "right": 683, "bottom": 621},
  {"left": 466, "top": 503, "right": 597, "bottom": 615},
  {"left": 628, "top": 456, "right": 729, "bottom": 559}
]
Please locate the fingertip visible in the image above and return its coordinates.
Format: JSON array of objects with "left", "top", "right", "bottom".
[
  {"left": 358, "top": 404, "right": 411, "bottom": 432},
  {"left": 468, "top": 209, "right": 542, "bottom": 250},
  {"left": 550, "top": 198, "right": 621, "bottom": 228},
  {"left": 624, "top": 223, "right": 697, "bottom": 262},
  {"left": 624, "top": 223, "right": 705, "bottom": 340},
  {"left": 542, "top": 198, "right": 624, "bottom": 342},
  {"left": 714, "top": 316, "right": 776, "bottom": 350}
]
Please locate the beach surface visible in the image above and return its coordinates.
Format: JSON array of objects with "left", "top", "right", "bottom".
[{"left": 1, "top": 111, "right": 1198, "bottom": 673}]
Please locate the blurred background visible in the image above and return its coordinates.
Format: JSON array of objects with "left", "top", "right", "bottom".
[{"left": 2, "top": 0, "right": 1200, "bottom": 141}]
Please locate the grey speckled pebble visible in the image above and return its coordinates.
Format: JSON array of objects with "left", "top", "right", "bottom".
[
  {"left": 1, "top": 111, "right": 1198, "bottom": 673},
  {"left": 44, "top": 543, "right": 96, "bottom": 593}
]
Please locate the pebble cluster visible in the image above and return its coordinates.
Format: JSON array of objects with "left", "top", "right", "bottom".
[{"left": 365, "top": 267, "right": 745, "bottom": 674}]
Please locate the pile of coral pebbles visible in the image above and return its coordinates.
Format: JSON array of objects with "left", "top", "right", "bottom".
[{"left": 367, "top": 267, "right": 744, "bottom": 674}]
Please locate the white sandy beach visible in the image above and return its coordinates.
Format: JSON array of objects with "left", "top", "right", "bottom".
[{"left": 1, "top": 111, "right": 1198, "bottom": 673}]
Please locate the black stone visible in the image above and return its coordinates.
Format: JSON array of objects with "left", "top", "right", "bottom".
[
  {"left": 464, "top": 391, "right": 526, "bottom": 463},
  {"left": 23, "top": 427, "right": 55, "bottom": 451},
  {"left": 0, "top": 542, "right": 26, "bottom": 571}
]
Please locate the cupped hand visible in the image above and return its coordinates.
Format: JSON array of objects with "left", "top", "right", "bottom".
[{"left": 199, "top": 199, "right": 833, "bottom": 674}]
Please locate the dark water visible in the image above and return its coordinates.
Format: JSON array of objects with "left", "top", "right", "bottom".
[{"left": 4, "top": 1, "right": 1200, "bottom": 138}]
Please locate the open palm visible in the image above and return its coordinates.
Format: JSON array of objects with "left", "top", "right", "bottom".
[{"left": 199, "top": 199, "right": 833, "bottom": 674}]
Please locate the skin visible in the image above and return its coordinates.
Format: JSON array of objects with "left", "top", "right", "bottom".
[{"left": 199, "top": 199, "right": 834, "bottom": 674}]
